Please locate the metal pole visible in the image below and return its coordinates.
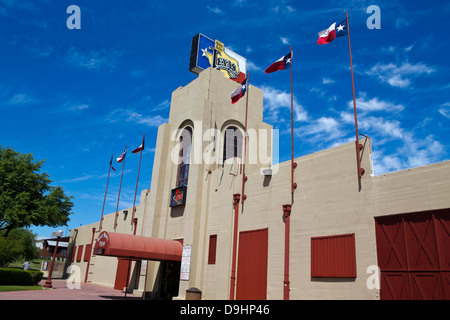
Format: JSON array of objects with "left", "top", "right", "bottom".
[
  {"left": 229, "top": 193, "right": 241, "bottom": 300},
  {"left": 124, "top": 258, "right": 131, "bottom": 298},
  {"left": 131, "top": 134, "right": 144, "bottom": 224},
  {"left": 99, "top": 154, "right": 113, "bottom": 232},
  {"left": 142, "top": 259, "right": 149, "bottom": 300},
  {"left": 290, "top": 45, "right": 297, "bottom": 194},
  {"left": 346, "top": 12, "right": 364, "bottom": 178},
  {"left": 84, "top": 227, "right": 96, "bottom": 283},
  {"left": 283, "top": 204, "right": 292, "bottom": 300},
  {"left": 241, "top": 73, "right": 249, "bottom": 204},
  {"left": 43, "top": 238, "right": 60, "bottom": 288},
  {"left": 114, "top": 146, "right": 127, "bottom": 231}
]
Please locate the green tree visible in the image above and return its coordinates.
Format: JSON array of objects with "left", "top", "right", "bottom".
[
  {"left": 0, "top": 228, "right": 38, "bottom": 267},
  {"left": 0, "top": 146, "right": 74, "bottom": 237},
  {"left": 0, "top": 236, "right": 23, "bottom": 267}
]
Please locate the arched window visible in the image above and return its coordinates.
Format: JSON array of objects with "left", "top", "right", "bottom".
[
  {"left": 223, "top": 126, "right": 243, "bottom": 162},
  {"left": 176, "top": 127, "right": 192, "bottom": 187}
]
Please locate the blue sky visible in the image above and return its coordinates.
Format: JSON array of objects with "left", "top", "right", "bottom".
[{"left": 1, "top": 0, "right": 449, "bottom": 237}]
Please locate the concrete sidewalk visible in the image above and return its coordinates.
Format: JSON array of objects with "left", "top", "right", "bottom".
[{"left": 0, "top": 279, "right": 141, "bottom": 300}]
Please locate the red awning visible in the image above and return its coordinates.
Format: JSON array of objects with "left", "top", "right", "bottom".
[{"left": 93, "top": 231, "right": 182, "bottom": 262}]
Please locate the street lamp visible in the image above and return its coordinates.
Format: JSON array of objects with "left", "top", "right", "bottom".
[{"left": 43, "top": 228, "right": 63, "bottom": 289}]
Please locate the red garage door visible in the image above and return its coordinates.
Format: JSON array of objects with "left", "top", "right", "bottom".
[
  {"left": 375, "top": 209, "right": 450, "bottom": 300},
  {"left": 236, "top": 228, "right": 268, "bottom": 300}
]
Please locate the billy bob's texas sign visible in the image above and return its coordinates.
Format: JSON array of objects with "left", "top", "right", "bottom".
[{"left": 189, "top": 33, "right": 247, "bottom": 83}]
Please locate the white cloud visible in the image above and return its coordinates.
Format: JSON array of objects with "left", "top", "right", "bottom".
[
  {"left": 322, "top": 78, "right": 335, "bottom": 84},
  {"left": 68, "top": 104, "right": 89, "bottom": 111},
  {"left": 286, "top": 5, "right": 296, "bottom": 13},
  {"left": 295, "top": 116, "right": 345, "bottom": 143},
  {"left": 260, "top": 85, "right": 308, "bottom": 123},
  {"left": 438, "top": 102, "right": 450, "bottom": 119},
  {"left": 366, "top": 62, "right": 434, "bottom": 88},
  {"left": 233, "top": 0, "right": 247, "bottom": 7},
  {"left": 350, "top": 92, "right": 404, "bottom": 114},
  {"left": 401, "top": 134, "right": 444, "bottom": 168},
  {"left": 59, "top": 174, "right": 95, "bottom": 183},
  {"left": 246, "top": 60, "right": 261, "bottom": 72},
  {"left": 207, "top": 6, "right": 223, "bottom": 14},
  {"left": 9, "top": 93, "right": 36, "bottom": 105},
  {"left": 361, "top": 116, "right": 404, "bottom": 139},
  {"left": 339, "top": 91, "right": 444, "bottom": 175},
  {"left": 395, "top": 17, "right": 409, "bottom": 29},
  {"left": 280, "top": 36, "right": 289, "bottom": 45},
  {"left": 108, "top": 108, "right": 167, "bottom": 127},
  {"left": 29, "top": 45, "right": 53, "bottom": 57},
  {"left": 372, "top": 152, "right": 403, "bottom": 174},
  {"left": 356, "top": 116, "right": 443, "bottom": 175},
  {"left": 65, "top": 48, "right": 122, "bottom": 70},
  {"left": 369, "top": 132, "right": 444, "bottom": 175},
  {"left": 129, "top": 69, "right": 146, "bottom": 78},
  {"left": 0, "top": 0, "right": 35, "bottom": 14}
]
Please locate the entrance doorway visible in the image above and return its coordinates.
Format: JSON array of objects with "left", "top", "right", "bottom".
[{"left": 159, "top": 261, "right": 181, "bottom": 299}]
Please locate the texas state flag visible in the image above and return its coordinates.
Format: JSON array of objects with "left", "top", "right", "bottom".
[
  {"left": 116, "top": 147, "right": 127, "bottom": 163},
  {"left": 265, "top": 52, "right": 292, "bottom": 73},
  {"left": 132, "top": 134, "right": 145, "bottom": 154},
  {"left": 317, "top": 19, "right": 348, "bottom": 45},
  {"left": 230, "top": 77, "right": 248, "bottom": 104}
]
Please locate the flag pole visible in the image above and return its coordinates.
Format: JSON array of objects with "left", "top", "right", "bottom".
[
  {"left": 99, "top": 154, "right": 113, "bottom": 232},
  {"left": 131, "top": 134, "right": 144, "bottom": 225},
  {"left": 284, "top": 44, "right": 295, "bottom": 301},
  {"left": 346, "top": 12, "right": 364, "bottom": 179},
  {"left": 241, "top": 72, "right": 249, "bottom": 205},
  {"left": 230, "top": 72, "right": 249, "bottom": 300},
  {"left": 114, "top": 145, "right": 126, "bottom": 231},
  {"left": 290, "top": 45, "right": 297, "bottom": 195}
]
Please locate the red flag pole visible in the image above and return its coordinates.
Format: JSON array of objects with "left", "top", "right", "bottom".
[
  {"left": 99, "top": 154, "right": 113, "bottom": 232},
  {"left": 290, "top": 45, "right": 297, "bottom": 195},
  {"left": 229, "top": 193, "right": 240, "bottom": 300},
  {"left": 241, "top": 72, "right": 249, "bottom": 204},
  {"left": 131, "top": 134, "right": 144, "bottom": 225},
  {"left": 284, "top": 45, "right": 296, "bottom": 301},
  {"left": 230, "top": 73, "right": 249, "bottom": 300},
  {"left": 346, "top": 12, "right": 364, "bottom": 178},
  {"left": 114, "top": 145, "right": 126, "bottom": 231}
]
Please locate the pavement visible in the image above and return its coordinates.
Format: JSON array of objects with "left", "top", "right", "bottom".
[{"left": 0, "top": 278, "right": 142, "bottom": 300}]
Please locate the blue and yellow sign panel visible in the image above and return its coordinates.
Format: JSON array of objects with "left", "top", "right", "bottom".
[{"left": 189, "top": 33, "right": 247, "bottom": 83}]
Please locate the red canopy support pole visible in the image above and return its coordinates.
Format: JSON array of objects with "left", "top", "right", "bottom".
[
  {"left": 124, "top": 258, "right": 132, "bottom": 298},
  {"left": 282, "top": 204, "right": 292, "bottom": 300},
  {"left": 229, "top": 193, "right": 241, "bottom": 300},
  {"left": 142, "top": 259, "right": 149, "bottom": 300}
]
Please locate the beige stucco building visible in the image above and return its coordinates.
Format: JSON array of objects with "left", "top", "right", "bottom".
[{"left": 68, "top": 68, "right": 450, "bottom": 300}]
